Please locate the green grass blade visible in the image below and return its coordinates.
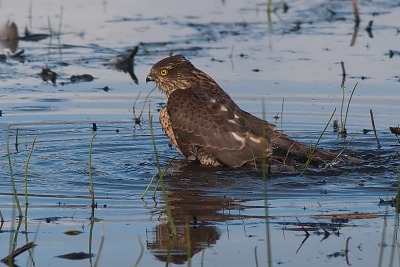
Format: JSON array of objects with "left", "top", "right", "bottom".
[
  {"left": 24, "top": 131, "right": 39, "bottom": 205},
  {"left": 343, "top": 82, "right": 358, "bottom": 130},
  {"left": 261, "top": 98, "right": 272, "bottom": 267},
  {"left": 88, "top": 131, "right": 97, "bottom": 217},
  {"left": 133, "top": 235, "right": 144, "bottom": 267},
  {"left": 280, "top": 97, "right": 284, "bottom": 133},
  {"left": 148, "top": 106, "right": 177, "bottom": 236},
  {"left": 7, "top": 126, "right": 22, "bottom": 218},
  {"left": 300, "top": 107, "right": 336, "bottom": 176},
  {"left": 388, "top": 168, "right": 400, "bottom": 267}
]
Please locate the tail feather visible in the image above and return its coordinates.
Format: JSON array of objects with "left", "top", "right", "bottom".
[{"left": 270, "top": 132, "right": 356, "bottom": 166}]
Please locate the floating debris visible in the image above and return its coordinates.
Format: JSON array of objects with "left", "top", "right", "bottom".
[
  {"left": 379, "top": 197, "right": 397, "bottom": 207},
  {"left": 40, "top": 67, "right": 57, "bottom": 84},
  {"left": 388, "top": 50, "right": 400, "bottom": 59},
  {"left": 21, "top": 25, "right": 50, "bottom": 42},
  {"left": 64, "top": 230, "right": 83, "bottom": 236},
  {"left": 390, "top": 126, "right": 400, "bottom": 142},
  {"left": 365, "top": 20, "right": 373, "bottom": 38},
  {"left": 333, "top": 119, "right": 339, "bottom": 132},
  {"left": 1, "top": 242, "right": 36, "bottom": 265},
  {"left": 70, "top": 74, "right": 94, "bottom": 83},
  {"left": 56, "top": 252, "right": 94, "bottom": 260},
  {"left": 362, "top": 129, "right": 371, "bottom": 134},
  {"left": 108, "top": 46, "right": 138, "bottom": 84}
]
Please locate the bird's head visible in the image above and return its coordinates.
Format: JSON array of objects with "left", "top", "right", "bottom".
[{"left": 146, "top": 54, "right": 197, "bottom": 96}]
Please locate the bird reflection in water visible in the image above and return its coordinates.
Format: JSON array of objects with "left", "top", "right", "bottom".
[{"left": 146, "top": 161, "right": 263, "bottom": 264}]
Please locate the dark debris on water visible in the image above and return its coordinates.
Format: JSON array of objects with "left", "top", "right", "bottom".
[
  {"left": 70, "top": 74, "right": 94, "bottom": 83},
  {"left": 39, "top": 67, "right": 57, "bottom": 84},
  {"left": 108, "top": 46, "right": 139, "bottom": 84},
  {"left": 390, "top": 126, "right": 400, "bottom": 142},
  {"left": 56, "top": 252, "right": 94, "bottom": 260},
  {"left": 379, "top": 196, "right": 398, "bottom": 207}
]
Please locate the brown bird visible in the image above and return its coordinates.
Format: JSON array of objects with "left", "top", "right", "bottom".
[{"left": 146, "top": 55, "right": 350, "bottom": 169}]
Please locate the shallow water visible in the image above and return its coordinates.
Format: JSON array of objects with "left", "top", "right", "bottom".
[{"left": 1, "top": 0, "right": 400, "bottom": 266}]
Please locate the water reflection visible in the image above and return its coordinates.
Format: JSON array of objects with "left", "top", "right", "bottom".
[
  {"left": 108, "top": 46, "right": 139, "bottom": 84},
  {"left": 0, "top": 21, "right": 19, "bottom": 53},
  {"left": 147, "top": 162, "right": 264, "bottom": 264}
]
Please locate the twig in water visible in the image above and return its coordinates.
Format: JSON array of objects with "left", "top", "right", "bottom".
[
  {"left": 341, "top": 61, "right": 346, "bottom": 76},
  {"left": 7, "top": 126, "right": 22, "bottom": 218},
  {"left": 24, "top": 131, "right": 39, "bottom": 205},
  {"left": 340, "top": 62, "right": 346, "bottom": 136},
  {"left": 141, "top": 174, "right": 156, "bottom": 199},
  {"left": 132, "top": 91, "right": 142, "bottom": 123},
  {"left": 325, "top": 131, "right": 357, "bottom": 168},
  {"left": 15, "top": 128, "right": 19, "bottom": 152},
  {"left": 343, "top": 82, "right": 358, "bottom": 135},
  {"left": 295, "top": 217, "right": 310, "bottom": 254},
  {"left": 88, "top": 130, "right": 97, "bottom": 217},
  {"left": 369, "top": 109, "right": 381, "bottom": 148},
  {"left": 378, "top": 195, "right": 389, "bottom": 267},
  {"left": 229, "top": 45, "right": 234, "bottom": 71},
  {"left": 133, "top": 235, "right": 144, "bottom": 267},
  {"left": 0, "top": 211, "right": 3, "bottom": 231},
  {"left": 280, "top": 97, "right": 284, "bottom": 133},
  {"left": 1, "top": 242, "right": 36, "bottom": 264},
  {"left": 351, "top": 0, "right": 360, "bottom": 23},
  {"left": 93, "top": 225, "right": 105, "bottom": 267},
  {"left": 279, "top": 140, "right": 297, "bottom": 173},
  {"left": 133, "top": 87, "right": 157, "bottom": 126},
  {"left": 254, "top": 246, "right": 259, "bottom": 267},
  {"left": 249, "top": 143, "right": 258, "bottom": 170},
  {"left": 365, "top": 20, "right": 373, "bottom": 38},
  {"left": 345, "top": 237, "right": 351, "bottom": 266},
  {"left": 141, "top": 155, "right": 177, "bottom": 199},
  {"left": 261, "top": 98, "right": 272, "bottom": 267},
  {"left": 58, "top": 6, "right": 63, "bottom": 36},
  {"left": 301, "top": 108, "right": 336, "bottom": 176},
  {"left": 47, "top": 16, "right": 52, "bottom": 35},
  {"left": 388, "top": 168, "right": 400, "bottom": 266}
]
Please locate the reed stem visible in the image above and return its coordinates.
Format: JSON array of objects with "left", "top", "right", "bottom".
[{"left": 6, "top": 126, "right": 22, "bottom": 218}]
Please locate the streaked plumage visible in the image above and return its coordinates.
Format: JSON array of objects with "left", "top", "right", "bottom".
[{"left": 146, "top": 55, "right": 350, "bottom": 168}]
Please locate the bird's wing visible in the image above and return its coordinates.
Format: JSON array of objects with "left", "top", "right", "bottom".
[{"left": 166, "top": 87, "right": 275, "bottom": 167}]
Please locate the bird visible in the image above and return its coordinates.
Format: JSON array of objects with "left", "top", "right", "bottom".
[{"left": 146, "top": 54, "right": 353, "bottom": 169}]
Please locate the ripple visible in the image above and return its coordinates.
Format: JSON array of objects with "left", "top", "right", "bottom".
[
  {"left": 11, "top": 105, "right": 58, "bottom": 112},
  {"left": 36, "top": 98, "right": 68, "bottom": 103}
]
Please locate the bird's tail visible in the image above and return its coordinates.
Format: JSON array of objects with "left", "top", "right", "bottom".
[{"left": 270, "top": 132, "right": 357, "bottom": 167}]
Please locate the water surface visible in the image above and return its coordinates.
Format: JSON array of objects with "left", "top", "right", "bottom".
[{"left": 1, "top": 0, "right": 400, "bottom": 266}]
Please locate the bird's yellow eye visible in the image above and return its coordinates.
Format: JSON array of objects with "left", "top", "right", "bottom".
[{"left": 158, "top": 69, "right": 169, "bottom": 77}]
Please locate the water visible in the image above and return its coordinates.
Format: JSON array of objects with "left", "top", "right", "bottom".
[{"left": 1, "top": 0, "right": 400, "bottom": 266}]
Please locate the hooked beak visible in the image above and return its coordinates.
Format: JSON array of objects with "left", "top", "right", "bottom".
[{"left": 146, "top": 74, "right": 154, "bottom": 83}]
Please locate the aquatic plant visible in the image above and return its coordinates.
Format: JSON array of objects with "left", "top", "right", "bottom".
[
  {"left": 261, "top": 98, "right": 272, "bottom": 267},
  {"left": 148, "top": 105, "right": 177, "bottom": 236},
  {"left": 6, "top": 126, "right": 22, "bottom": 218},
  {"left": 300, "top": 108, "right": 336, "bottom": 176},
  {"left": 88, "top": 130, "right": 97, "bottom": 217},
  {"left": 24, "top": 131, "right": 39, "bottom": 206}
]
